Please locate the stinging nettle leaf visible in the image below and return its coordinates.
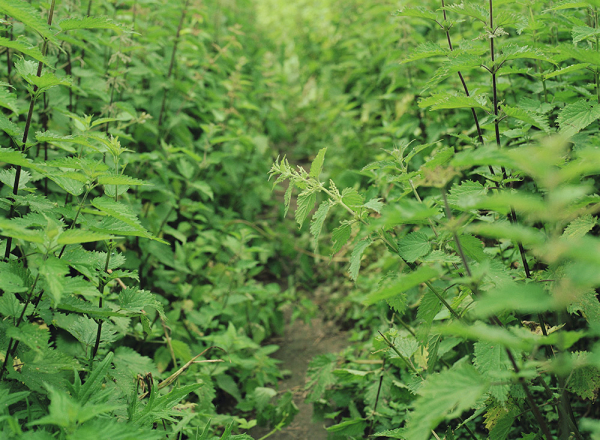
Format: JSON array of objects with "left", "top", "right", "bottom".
[
  {"left": 309, "top": 148, "right": 327, "bottom": 179},
  {"left": 295, "top": 191, "right": 317, "bottom": 229},
  {"left": 310, "top": 201, "right": 331, "bottom": 250},
  {"left": 348, "top": 238, "right": 373, "bottom": 281},
  {"left": 364, "top": 266, "right": 440, "bottom": 304},
  {"left": 331, "top": 223, "right": 351, "bottom": 255},
  {"left": 0, "top": 0, "right": 58, "bottom": 44},
  {"left": 397, "top": 231, "right": 431, "bottom": 263},
  {"left": 58, "top": 16, "right": 126, "bottom": 32},
  {"left": 557, "top": 100, "right": 600, "bottom": 137}
]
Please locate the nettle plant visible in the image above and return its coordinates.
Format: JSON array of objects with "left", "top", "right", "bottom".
[{"left": 271, "top": 0, "right": 600, "bottom": 439}]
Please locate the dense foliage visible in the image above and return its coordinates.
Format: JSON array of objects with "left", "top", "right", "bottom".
[{"left": 1, "top": 0, "right": 600, "bottom": 439}]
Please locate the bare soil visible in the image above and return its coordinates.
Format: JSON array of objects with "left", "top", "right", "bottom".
[{"left": 248, "top": 315, "right": 348, "bottom": 440}]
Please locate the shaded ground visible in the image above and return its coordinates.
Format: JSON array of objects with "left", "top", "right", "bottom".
[{"left": 249, "top": 315, "right": 348, "bottom": 440}]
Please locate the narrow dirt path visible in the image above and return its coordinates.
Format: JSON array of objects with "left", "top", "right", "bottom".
[{"left": 249, "top": 315, "right": 347, "bottom": 439}]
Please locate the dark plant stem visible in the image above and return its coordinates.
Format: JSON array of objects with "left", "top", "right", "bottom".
[
  {"left": 157, "top": 0, "right": 191, "bottom": 129},
  {"left": 440, "top": 0, "right": 485, "bottom": 146},
  {"left": 91, "top": 246, "right": 112, "bottom": 360},
  {"left": 504, "top": 348, "right": 554, "bottom": 440},
  {"left": 5, "top": 15, "right": 12, "bottom": 85},
  {"left": 367, "top": 358, "right": 386, "bottom": 437},
  {"left": 3, "top": 0, "right": 56, "bottom": 261}
]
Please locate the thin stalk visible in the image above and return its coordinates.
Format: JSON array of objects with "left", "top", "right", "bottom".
[
  {"left": 57, "top": 185, "right": 93, "bottom": 259},
  {"left": 441, "top": 188, "right": 472, "bottom": 278},
  {"left": 504, "top": 348, "right": 554, "bottom": 440},
  {"left": 367, "top": 358, "right": 386, "bottom": 437},
  {"left": 3, "top": 0, "right": 56, "bottom": 261},
  {"left": 440, "top": 0, "right": 485, "bottom": 146},
  {"left": 91, "top": 246, "right": 112, "bottom": 360},
  {"left": 157, "top": 0, "right": 191, "bottom": 128},
  {"left": 378, "top": 331, "right": 419, "bottom": 374}
]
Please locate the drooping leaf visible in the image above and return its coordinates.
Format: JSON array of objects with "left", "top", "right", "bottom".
[
  {"left": 404, "top": 361, "right": 488, "bottom": 440},
  {"left": 0, "top": 36, "right": 50, "bottom": 65},
  {"left": 420, "top": 92, "right": 491, "bottom": 112},
  {"left": 0, "top": 0, "right": 58, "bottom": 44},
  {"left": 310, "top": 201, "right": 330, "bottom": 250},
  {"left": 503, "top": 105, "right": 552, "bottom": 133},
  {"left": 295, "top": 191, "right": 317, "bottom": 229},
  {"left": 331, "top": 223, "right": 351, "bottom": 255},
  {"left": 90, "top": 197, "right": 162, "bottom": 242},
  {"left": 557, "top": 99, "right": 600, "bottom": 137},
  {"left": 348, "top": 237, "right": 372, "bottom": 281},
  {"left": 563, "top": 214, "right": 596, "bottom": 239},
  {"left": 365, "top": 266, "right": 440, "bottom": 304},
  {"left": 58, "top": 16, "right": 125, "bottom": 32}
]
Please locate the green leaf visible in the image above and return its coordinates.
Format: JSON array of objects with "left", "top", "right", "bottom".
[
  {"left": 0, "top": 218, "right": 45, "bottom": 243},
  {"left": 90, "top": 197, "right": 162, "bottom": 242},
  {"left": 341, "top": 187, "right": 364, "bottom": 208},
  {"left": 401, "top": 42, "right": 448, "bottom": 64},
  {"left": 419, "top": 92, "right": 490, "bottom": 112},
  {"left": 348, "top": 238, "right": 372, "bottom": 281},
  {"left": 326, "top": 418, "right": 367, "bottom": 436},
  {"left": 502, "top": 105, "right": 552, "bottom": 133},
  {"left": 253, "top": 387, "right": 276, "bottom": 411},
  {"left": 378, "top": 199, "right": 440, "bottom": 227},
  {"left": 306, "top": 353, "right": 337, "bottom": 402},
  {"left": 0, "top": 86, "right": 18, "bottom": 114},
  {"left": 119, "top": 289, "right": 165, "bottom": 319},
  {"left": 331, "top": 223, "right": 351, "bottom": 254},
  {"left": 364, "top": 266, "right": 440, "bottom": 304},
  {"left": 572, "top": 25, "right": 600, "bottom": 44},
  {"left": 474, "top": 342, "right": 512, "bottom": 402},
  {"left": 97, "top": 173, "right": 145, "bottom": 186},
  {"left": 475, "top": 282, "right": 554, "bottom": 317},
  {"left": 569, "top": 290, "right": 600, "bottom": 325},
  {"left": 563, "top": 214, "right": 596, "bottom": 239},
  {"left": 447, "top": 180, "right": 488, "bottom": 209},
  {"left": 397, "top": 231, "right": 431, "bottom": 263},
  {"left": 468, "top": 221, "right": 546, "bottom": 247},
  {"left": 442, "top": 3, "right": 489, "bottom": 23},
  {"left": 0, "top": 36, "right": 50, "bottom": 65},
  {"left": 557, "top": 99, "right": 600, "bottom": 137},
  {"left": 363, "top": 198, "right": 384, "bottom": 213},
  {"left": 542, "top": 63, "right": 590, "bottom": 80},
  {"left": 310, "top": 201, "right": 331, "bottom": 250},
  {"left": 15, "top": 59, "right": 72, "bottom": 93},
  {"left": 77, "top": 352, "right": 114, "bottom": 405},
  {"left": 0, "top": 0, "right": 58, "bottom": 45},
  {"left": 309, "top": 147, "right": 327, "bottom": 179},
  {"left": 57, "top": 229, "right": 114, "bottom": 245},
  {"left": 39, "top": 256, "right": 69, "bottom": 303},
  {"left": 295, "top": 191, "right": 317, "bottom": 229},
  {"left": 0, "top": 117, "right": 25, "bottom": 147},
  {"left": 405, "top": 360, "right": 488, "bottom": 440},
  {"left": 395, "top": 7, "right": 438, "bottom": 21},
  {"left": 567, "top": 353, "right": 600, "bottom": 400},
  {"left": 131, "top": 383, "right": 202, "bottom": 426},
  {"left": 58, "top": 16, "right": 125, "bottom": 32}
]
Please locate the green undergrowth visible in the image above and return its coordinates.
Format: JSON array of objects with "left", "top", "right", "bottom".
[
  {"left": 267, "top": 0, "right": 600, "bottom": 439},
  {"left": 0, "top": 0, "right": 306, "bottom": 438}
]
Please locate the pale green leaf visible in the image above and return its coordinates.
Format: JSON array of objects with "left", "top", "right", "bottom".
[
  {"left": 364, "top": 266, "right": 440, "bottom": 304},
  {"left": 563, "top": 214, "right": 596, "bottom": 239},
  {"left": 90, "top": 197, "right": 158, "bottom": 241},
  {"left": 405, "top": 361, "right": 488, "bottom": 440},
  {"left": 295, "top": 191, "right": 317, "bottom": 229},
  {"left": 395, "top": 7, "right": 437, "bottom": 21},
  {"left": 397, "top": 231, "right": 431, "bottom": 263},
  {"left": 58, "top": 16, "right": 125, "bottom": 32},
  {"left": 442, "top": 3, "right": 488, "bottom": 22},
  {"left": 542, "top": 63, "right": 590, "bottom": 80},
  {"left": 401, "top": 42, "right": 448, "bottom": 64},
  {"left": 363, "top": 198, "right": 384, "bottom": 213},
  {"left": 348, "top": 238, "right": 372, "bottom": 281},
  {"left": 0, "top": 86, "right": 18, "bottom": 114},
  {"left": 341, "top": 187, "right": 364, "bottom": 208},
  {"left": 503, "top": 105, "right": 552, "bottom": 133},
  {"left": 420, "top": 92, "right": 490, "bottom": 112},
  {"left": 310, "top": 201, "right": 330, "bottom": 250},
  {"left": 557, "top": 100, "right": 600, "bottom": 137},
  {"left": 309, "top": 148, "right": 327, "bottom": 179},
  {"left": 0, "top": 0, "right": 58, "bottom": 44},
  {"left": 39, "top": 256, "right": 69, "bottom": 303},
  {"left": 572, "top": 25, "right": 600, "bottom": 44},
  {"left": 331, "top": 224, "right": 351, "bottom": 254},
  {"left": 0, "top": 36, "right": 50, "bottom": 65}
]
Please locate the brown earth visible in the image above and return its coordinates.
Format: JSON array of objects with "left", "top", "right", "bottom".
[{"left": 248, "top": 315, "right": 348, "bottom": 440}]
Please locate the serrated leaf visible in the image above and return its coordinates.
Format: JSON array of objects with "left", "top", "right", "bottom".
[
  {"left": 57, "top": 229, "right": 114, "bottom": 245},
  {"left": 558, "top": 100, "right": 600, "bottom": 137},
  {"left": 401, "top": 42, "right": 448, "bottom": 64},
  {"left": 363, "top": 198, "right": 384, "bottom": 213},
  {"left": 90, "top": 197, "right": 160, "bottom": 241},
  {"left": 364, "top": 266, "right": 440, "bottom": 304},
  {"left": 0, "top": 36, "right": 50, "bottom": 65},
  {"left": 119, "top": 288, "right": 165, "bottom": 319},
  {"left": 443, "top": 3, "right": 488, "bottom": 22},
  {"left": 0, "top": 86, "right": 18, "bottom": 114},
  {"left": 15, "top": 59, "right": 72, "bottom": 93},
  {"left": 395, "top": 6, "right": 437, "bottom": 21},
  {"left": 341, "top": 187, "right": 364, "bottom": 208},
  {"left": 253, "top": 387, "right": 276, "bottom": 411},
  {"left": 542, "top": 63, "right": 590, "bottom": 80},
  {"left": 563, "top": 214, "right": 596, "bottom": 239},
  {"left": 309, "top": 148, "right": 327, "bottom": 179},
  {"left": 97, "top": 173, "right": 145, "bottom": 186},
  {"left": 447, "top": 180, "right": 487, "bottom": 209},
  {"left": 0, "top": 0, "right": 58, "bottom": 45},
  {"left": 348, "top": 238, "right": 372, "bottom": 281},
  {"left": 420, "top": 92, "right": 490, "bottom": 111},
  {"left": 0, "top": 116, "right": 24, "bottom": 146},
  {"left": 0, "top": 218, "right": 45, "bottom": 243},
  {"left": 295, "top": 191, "right": 316, "bottom": 229},
  {"left": 569, "top": 290, "right": 600, "bottom": 325},
  {"left": 397, "top": 231, "right": 431, "bottom": 263},
  {"left": 58, "top": 16, "right": 125, "bottom": 32},
  {"left": 310, "top": 201, "right": 330, "bottom": 250},
  {"left": 495, "top": 45, "right": 555, "bottom": 67},
  {"left": 474, "top": 342, "right": 512, "bottom": 402},
  {"left": 331, "top": 223, "right": 351, "bottom": 254},
  {"left": 572, "top": 25, "right": 600, "bottom": 44},
  {"left": 405, "top": 361, "right": 488, "bottom": 440},
  {"left": 39, "top": 256, "right": 69, "bottom": 303},
  {"left": 503, "top": 105, "right": 552, "bottom": 133},
  {"left": 306, "top": 353, "right": 337, "bottom": 402},
  {"left": 468, "top": 221, "right": 546, "bottom": 246}
]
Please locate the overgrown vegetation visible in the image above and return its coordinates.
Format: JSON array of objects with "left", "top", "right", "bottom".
[{"left": 1, "top": 0, "right": 600, "bottom": 439}]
